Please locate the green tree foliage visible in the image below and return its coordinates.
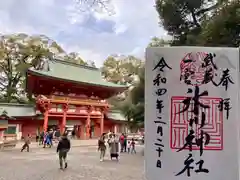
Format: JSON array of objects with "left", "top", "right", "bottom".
[
  {"left": 87, "top": 60, "right": 96, "bottom": 67},
  {"left": 63, "top": 52, "right": 88, "bottom": 65},
  {"left": 63, "top": 52, "right": 96, "bottom": 67},
  {"left": 198, "top": 1, "right": 240, "bottom": 47},
  {"left": 0, "top": 34, "right": 64, "bottom": 103},
  {"left": 155, "top": 0, "right": 239, "bottom": 46},
  {"left": 101, "top": 55, "right": 145, "bottom": 127},
  {"left": 116, "top": 67, "right": 145, "bottom": 128},
  {"left": 148, "top": 37, "right": 171, "bottom": 47},
  {"left": 102, "top": 55, "right": 144, "bottom": 85},
  {"left": 102, "top": 54, "right": 143, "bottom": 115}
]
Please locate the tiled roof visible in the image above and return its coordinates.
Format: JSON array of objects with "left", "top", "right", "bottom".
[
  {"left": 28, "top": 59, "right": 127, "bottom": 89},
  {"left": 0, "top": 103, "right": 36, "bottom": 117}
]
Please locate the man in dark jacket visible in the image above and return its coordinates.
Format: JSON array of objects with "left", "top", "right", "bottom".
[{"left": 56, "top": 134, "right": 71, "bottom": 169}]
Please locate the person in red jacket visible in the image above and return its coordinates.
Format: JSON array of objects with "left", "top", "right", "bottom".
[{"left": 119, "top": 133, "right": 125, "bottom": 152}]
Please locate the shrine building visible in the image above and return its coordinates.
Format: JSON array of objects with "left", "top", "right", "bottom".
[{"left": 0, "top": 59, "right": 128, "bottom": 140}]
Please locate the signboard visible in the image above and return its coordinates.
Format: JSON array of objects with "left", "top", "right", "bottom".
[
  {"left": 0, "top": 120, "right": 8, "bottom": 129},
  {"left": 145, "top": 47, "right": 239, "bottom": 180}
]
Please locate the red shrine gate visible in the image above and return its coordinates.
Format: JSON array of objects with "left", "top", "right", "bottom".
[{"left": 36, "top": 95, "right": 108, "bottom": 138}]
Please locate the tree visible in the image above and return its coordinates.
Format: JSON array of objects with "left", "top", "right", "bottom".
[
  {"left": 198, "top": 1, "right": 240, "bottom": 47},
  {"left": 62, "top": 52, "right": 96, "bottom": 67},
  {"left": 101, "top": 54, "right": 145, "bottom": 129},
  {"left": 148, "top": 37, "right": 171, "bottom": 47},
  {"left": 86, "top": 60, "right": 96, "bottom": 67},
  {"left": 102, "top": 55, "right": 144, "bottom": 85},
  {"left": 155, "top": 0, "right": 238, "bottom": 46},
  {"left": 116, "top": 67, "right": 145, "bottom": 129},
  {"left": 63, "top": 52, "right": 88, "bottom": 65},
  {"left": 0, "top": 34, "right": 64, "bottom": 103}
]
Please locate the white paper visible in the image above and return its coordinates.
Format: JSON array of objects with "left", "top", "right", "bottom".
[{"left": 145, "top": 47, "right": 239, "bottom": 180}]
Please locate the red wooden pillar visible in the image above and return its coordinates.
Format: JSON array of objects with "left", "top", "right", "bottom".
[
  {"left": 61, "top": 104, "right": 68, "bottom": 134},
  {"left": 43, "top": 110, "right": 49, "bottom": 133},
  {"left": 86, "top": 114, "right": 90, "bottom": 139},
  {"left": 40, "top": 99, "right": 50, "bottom": 133},
  {"left": 86, "top": 106, "right": 93, "bottom": 139},
  {"left": 78, "top": 121, "right": 82, "bottom": 139},
  {"left": 100, "top": 112, "right": 104, "bottom": 135}
]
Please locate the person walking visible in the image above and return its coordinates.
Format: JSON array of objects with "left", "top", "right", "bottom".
[
  {"left": 98, "top": 133, "right": 106, "bottom": 162},
  {"left": 119, "top": 133, "right": 125, "bottom": 153},
  {"left": 54, "top": 129, "right": 61, "bottom": 143},
  {"left": 127, "top": 140, "right": 131, "bottom": 153},
  {"left": 123, "top": 134, "right": 127, "bottom": 152},
  {"left": 43, "top": 132, "right": 51, "bottom": 148},
  {"left": 39, "top": 131, "right": 44, "bottom": 145},
  {"left": 56, "top": 134, "right": 71, "bottom": 170},
  {"left": 131, "top": 138, "right": 136, "bottom": 154},
  {"left": 49, "top": 130, "right": 54, "bottom": 146},
  {"left": 109, "top": 134, "right": 119, "bottom": 161},
  {"left": 71, "top": 129, "right": 76, "bottom": 139},
  {"left": 21, "top": 134, "right": 31, "bottom": 152}
]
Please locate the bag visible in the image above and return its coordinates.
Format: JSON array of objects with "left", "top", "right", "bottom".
[{"left": 120, "top": 135, "right": 124, "bottom": 141}]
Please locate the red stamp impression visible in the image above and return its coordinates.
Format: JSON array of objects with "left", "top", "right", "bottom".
[
  {"left": 170, "top": 96, "right": 223, "bottom": 151},
  {"left": 180, "top": 52, "right": 215, "bottom": 86}
]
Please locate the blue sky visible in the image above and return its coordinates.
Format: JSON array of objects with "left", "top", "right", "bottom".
[{"left": 0, "top": 0, "right": 167, "bottom": 67}]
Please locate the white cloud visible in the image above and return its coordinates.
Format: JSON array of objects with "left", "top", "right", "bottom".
[
  {"left": 0, "top": 0, "right": 168, "bottom": 67},
  {"left": 114, "top": 23, "right": 127, "bottom": 35}
]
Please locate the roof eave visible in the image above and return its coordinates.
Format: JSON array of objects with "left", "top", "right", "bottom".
[
  {"left": 0, "top": 103, "right": 34, "bottom": 107},
  {"left": 27, "top": 69, "right": 127, "bottom": 90},
  {"left": 0, "top": 115, "right": 16, "bottom": 120}
]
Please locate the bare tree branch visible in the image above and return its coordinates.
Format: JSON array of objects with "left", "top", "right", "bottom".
[
  {"left": 195, "top": 3, "right": 219, "bottom": 16},
  {"left": 12, "top": 72, "right": 21, "bottom": 88},
  {"left": 0, "top": 81, "right": 6, "bottom": 89},
  {"left": 74, "top": 0, "right": 115, "bottom": 15},
  {"left": 0, "top": 64, "right": 8, "bottom": 74}
]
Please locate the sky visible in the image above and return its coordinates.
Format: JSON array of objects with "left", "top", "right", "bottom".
[{"left": 0, "top": 0, "right": 168, "bottom": 67}]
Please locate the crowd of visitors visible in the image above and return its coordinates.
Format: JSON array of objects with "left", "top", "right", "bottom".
[
  {"left": 20, "top": 129, "right": 138, "bottom": 169},
  {"left": 21, "top": 129, "right": 71, "bottom": 170},
  {"left": 97, "top": 131, "right": 137, "bottom": 162},
  {"left": 37, "top": 129, "right": 61, "bottom": 148},
  {"left": 21, "top": 128, "right": 62, "bottom": 152}
]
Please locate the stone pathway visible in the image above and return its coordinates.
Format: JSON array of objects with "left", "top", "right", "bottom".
[{"left": 0, "top": 145, "right": 145, "bottom": 180}]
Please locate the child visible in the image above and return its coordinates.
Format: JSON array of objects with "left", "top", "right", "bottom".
[
  {"left": 127, "top": 140, "right": 131, "bottom": 153},
  {"left": 131, "top": 138, "right": 136, "bottom": 154}
]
